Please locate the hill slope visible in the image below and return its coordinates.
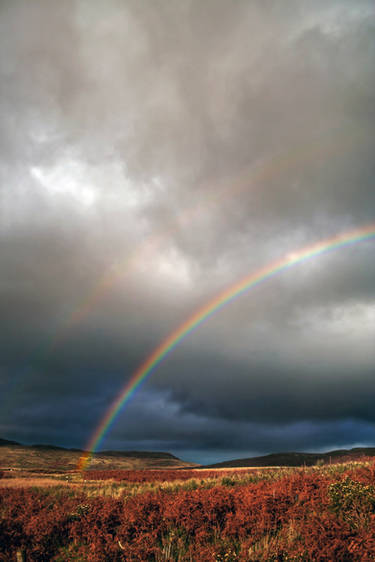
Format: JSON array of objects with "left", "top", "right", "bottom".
[
  {"left": 201, "top": 448, "right": 375, "bottom": 468},
  {"left": 0, "top": 438, "right": 192, "bottom": 472}
]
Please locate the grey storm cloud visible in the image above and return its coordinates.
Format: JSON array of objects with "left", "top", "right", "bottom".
[{"left": 0, "top": 0, "right": 374, "bottom": 462}]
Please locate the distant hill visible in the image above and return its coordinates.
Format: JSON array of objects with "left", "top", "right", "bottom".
[
  {"left": 0, "top": 438, "right": 192, "bottom": 472},
  {"left": 201, "top": 448, "right": 375, "bottom": 468},
  {"left": 3, "top": 437, "right": 374, "bottom": 472},
  {"left": 0, "top": 438, "right": 22, "bottom": 447},
  {"left": 31, "top": 444, "right": 72, "bottom": 451}
]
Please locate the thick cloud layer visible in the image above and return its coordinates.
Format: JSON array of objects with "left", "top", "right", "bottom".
[{"left": 1, "top": 0, "right": 374, "bottom": 463}]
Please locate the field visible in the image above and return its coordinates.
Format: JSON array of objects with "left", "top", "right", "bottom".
[{"left": 1, "top": 459, "right": 375, "bottom": 561}]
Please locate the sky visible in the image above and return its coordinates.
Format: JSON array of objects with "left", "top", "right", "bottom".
[{"left": 0, "top": 0, "right": 374, "bottom": 465}]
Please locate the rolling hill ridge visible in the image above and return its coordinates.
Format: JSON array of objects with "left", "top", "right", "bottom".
[
  {"left": 201, "top": 448, "right": 375, "bottom": 468},
  {"left": 0, "top": 438, "right": 191, "bottom": 472}
]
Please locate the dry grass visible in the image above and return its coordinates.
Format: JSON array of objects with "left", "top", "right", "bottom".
[
  {"left": 0, "top": 477, "right": 73, "bottom": 488},
  {"left": 0, "top": 465, "right": 291, "bottom": 498}
]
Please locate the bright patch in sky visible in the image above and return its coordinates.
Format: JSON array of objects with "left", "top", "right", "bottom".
[
  {"left": 304, "top": 302, "right": 375, "bottom": 337},
  {"left": 30, "top": 162, "right": 97, "bottom": 207}
]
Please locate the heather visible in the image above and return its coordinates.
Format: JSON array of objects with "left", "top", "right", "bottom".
[{"left": 1, "top": 461, "right": 375, "bottom": 560}]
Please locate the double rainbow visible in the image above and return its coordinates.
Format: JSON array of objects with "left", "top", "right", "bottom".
[{"left": 78, "top": 222, "right": 375, "bottom": 470}]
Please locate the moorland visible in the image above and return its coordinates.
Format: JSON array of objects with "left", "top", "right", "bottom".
[{"left": 1, "top": 439, "right": 375, "bottom": 560}]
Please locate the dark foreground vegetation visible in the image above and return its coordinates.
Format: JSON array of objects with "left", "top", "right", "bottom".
[{"left": 1, "top": 460, "right": 375, "bottom": 560}]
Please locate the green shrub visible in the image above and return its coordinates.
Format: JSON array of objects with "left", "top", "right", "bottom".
[{"left": 328, "top": 477, "right": 375, "bottom": 528}]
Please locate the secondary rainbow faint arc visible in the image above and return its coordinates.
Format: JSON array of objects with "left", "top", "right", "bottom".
[
  {"left": 53, "top": 131, "right": 359, "bottom": 349},
  {"left": 78, "top": 222, "right": 375, "bottom": 470}
]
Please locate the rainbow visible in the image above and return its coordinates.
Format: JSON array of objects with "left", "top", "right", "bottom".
[
  {"left": 2, "top": 132, "right": 360, "bottom": 420},
  {"left": 48, "top": 131, "right": 358, "bottom": 349},
  {"left": 78, "top": 222, "right": 375, "bottom": 470}
]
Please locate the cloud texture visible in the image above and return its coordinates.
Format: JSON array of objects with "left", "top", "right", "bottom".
[{"left": 1, "top": 0, "right": 374, "bottom": 462}]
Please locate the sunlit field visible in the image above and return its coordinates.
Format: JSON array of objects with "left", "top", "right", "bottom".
[{"left": 1, "top": 460, "right": 375, "bottom": 561}]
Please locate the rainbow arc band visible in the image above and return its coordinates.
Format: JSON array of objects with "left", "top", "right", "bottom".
[
  {"left": 49, "top": 131, "right": 357, "bottom": 352},
  {"left": 78, "top": 223, "right": 375, "bottom": 471},
  {"left": 1, "top": 132, "right": 356, "bottom": 422}
]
